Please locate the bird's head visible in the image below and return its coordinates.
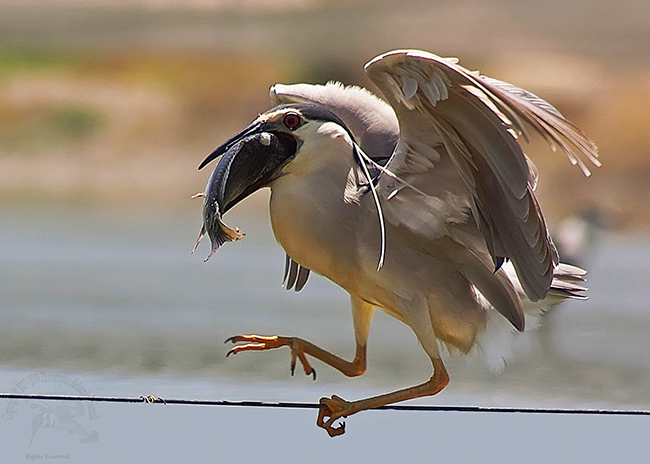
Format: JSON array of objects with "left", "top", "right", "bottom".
[{"left": 194, "top": 103, "right": 355, "bottom": 261}]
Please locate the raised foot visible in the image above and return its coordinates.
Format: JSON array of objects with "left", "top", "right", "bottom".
[
  {"left": 225, "top": 334, "right": 316, "bottom": 380},
  {"left": 317, "top": 395, "right": 356, "bottom": 437}
]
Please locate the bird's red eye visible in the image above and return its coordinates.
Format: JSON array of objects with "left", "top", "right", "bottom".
[{"left": 283, "top": 113, "right": 301, "bottom": 130}]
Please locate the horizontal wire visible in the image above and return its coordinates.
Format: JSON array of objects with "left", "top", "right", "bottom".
[{"left": 1, "top": 392, "right": 649, "bottom": 416}]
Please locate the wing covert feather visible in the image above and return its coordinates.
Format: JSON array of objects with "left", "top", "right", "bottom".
[{"left": 365, "top": 50, "right": 598, "bottom": 301}]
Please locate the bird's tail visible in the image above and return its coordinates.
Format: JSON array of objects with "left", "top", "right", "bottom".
[
  {"left": 548, "top": 263, "right": 588, "bottom": 300},
  {"left": 501, "top": 261, "right": 588, "bottom": 313}
]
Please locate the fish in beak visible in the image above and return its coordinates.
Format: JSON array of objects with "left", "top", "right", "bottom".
[{"left": 193, "top": 117, "right": 298, "bottom": 261}]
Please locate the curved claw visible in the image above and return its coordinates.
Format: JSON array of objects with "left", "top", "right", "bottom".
[
  {"left": 224, "top": 334, "right": 317, "bottom": 380},
  {"left": 292, "top": 362, "right": 317, "bottom": 380},
  {"left": 226, "top": 342, "right": 267, "bottom": 357},
  {"left": 317, "top": 395, "right": 352, "bottom": 437},
  {"left": 292, "top": 364, "right": 316, "bottom": 380},
  {"left": 323, "top": 421, "right": 345, "bottom": 437}
]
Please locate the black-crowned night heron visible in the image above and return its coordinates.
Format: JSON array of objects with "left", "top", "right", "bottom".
[{"left": 193, "top": 50, "right": 599, "bottom": 437}]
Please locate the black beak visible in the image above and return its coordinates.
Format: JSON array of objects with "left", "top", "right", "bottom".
[
  {"left": 197, "top": 121, "right": 263, "bottom": 171},
  {"left": 193, "top": 121, "right": 298, "bottom": 261}
]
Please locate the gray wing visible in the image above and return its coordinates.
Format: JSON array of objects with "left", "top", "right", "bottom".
[{"left": 364, "top": 49, "right": 599, "bottom": 302}]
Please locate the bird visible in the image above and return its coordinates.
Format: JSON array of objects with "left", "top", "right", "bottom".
[{"left": 193, "top": 49, "right": 599, "bottom": 437}]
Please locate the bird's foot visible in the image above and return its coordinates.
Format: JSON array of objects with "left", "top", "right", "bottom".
[
  {"left": 225, "top": 334, "right": 316, "bottom": 380},
  {"left": 317, "top": 395, "right": 356, "bottom": 437}
]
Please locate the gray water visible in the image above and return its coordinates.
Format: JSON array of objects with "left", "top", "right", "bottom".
[{"left": 1, "top": 199, "right": 649, "bottom": 461}]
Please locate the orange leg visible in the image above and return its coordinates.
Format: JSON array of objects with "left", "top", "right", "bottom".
[
  {"left": 226, "top": 297, "right": 394, "bottom": 437},
  {"left": 313, "top": 294, "right": 452, "bottom": 437},
  {"left": 226, "top": 333, "right": 450, "bottom": 438},
  {"left": 226, "top": 334, "right": 367, "bottom": 379},
  {"left": 316, "top": 358, "right": 449, "bottom": 437}
]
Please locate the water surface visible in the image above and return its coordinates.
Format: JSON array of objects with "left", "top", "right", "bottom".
[{"left": 1, "top": 200, "right": 649, "bottom": 408}]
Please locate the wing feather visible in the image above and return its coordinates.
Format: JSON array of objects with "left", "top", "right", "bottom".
[{"left": 365, "top": 49, "right": 599, "bottom": 301}]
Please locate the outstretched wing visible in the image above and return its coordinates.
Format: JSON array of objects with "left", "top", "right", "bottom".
[{"left": 365, "top": 49, "right": 599, "bottom": 302}]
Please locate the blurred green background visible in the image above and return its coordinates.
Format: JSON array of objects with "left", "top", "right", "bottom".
[{"left": 0, "top": 0, "right": 649, "bottom": 225}]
